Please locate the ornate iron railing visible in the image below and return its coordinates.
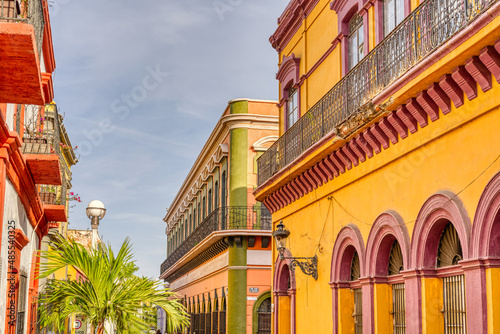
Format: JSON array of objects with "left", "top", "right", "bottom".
[
  {"left": 160, "top": 206, "right": 272, "bottom": 274},
  {"left": 257, "top": 0, "right": 498, "bottom": 186}
]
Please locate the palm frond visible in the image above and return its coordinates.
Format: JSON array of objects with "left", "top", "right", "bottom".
[{"left": 38, "top": 237, "right": 189, "bottom": 333}]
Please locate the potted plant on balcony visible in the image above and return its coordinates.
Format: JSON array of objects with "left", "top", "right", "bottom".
[{"left": 39, "top": 186, "right": 56, "bottom": 204}]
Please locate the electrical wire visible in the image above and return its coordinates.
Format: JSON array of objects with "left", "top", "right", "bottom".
[{"left": 328, "top": 153, "right": 500, "bottom": 228}]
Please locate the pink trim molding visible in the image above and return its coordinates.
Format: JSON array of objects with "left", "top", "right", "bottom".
[
  {"left": 365, "top": 211, "right": 410, "bottom": 277},
  {"left": 330, "top": 224, "right": 366, "bottom": 282},
  {"left": 471, "top": 171, "right": 500, "bottom": 258},
  {"left": 274, "top": 249, "right": 297, "bottom": 334},
  {"left": 410, "top": 191, "right": 471, "bottom": 269}
]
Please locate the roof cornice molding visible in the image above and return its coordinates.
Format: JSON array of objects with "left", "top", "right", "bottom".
[{"left": 270, "top": 0, "right": 321, "bottom": 51}]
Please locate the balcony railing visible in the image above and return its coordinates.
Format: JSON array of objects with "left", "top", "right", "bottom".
[
  {"left": 22, "top": 137, "right": 52, "bottom": 154},
  {"left": 160, "top": 206, "right": 272, "bottom": 275},
  {"left": 257, "top": 0, "right": 497, "bottom": 186}
]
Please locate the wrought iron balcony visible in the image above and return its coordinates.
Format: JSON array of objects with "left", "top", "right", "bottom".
[
  {"left": 257, "top": 0, "right": 497, "bottom": 186},
  {"left": 160, "top": 206, "right": 272, "bottom": 275}
]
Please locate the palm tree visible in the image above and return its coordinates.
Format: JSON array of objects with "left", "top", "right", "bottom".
[{"left": 37, "top": 236, "right": 189, "bottom": 334}]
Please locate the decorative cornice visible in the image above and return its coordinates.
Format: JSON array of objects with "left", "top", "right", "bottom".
[
  {"left": 270, "top": 0, "right": 321, "bottom": 51},
  {"left": 276, "top": 53, "right": 301, "bottom": 83}
]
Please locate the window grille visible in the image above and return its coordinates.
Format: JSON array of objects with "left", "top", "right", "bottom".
[
  {"left": 392, "top": 283, "right": 406, "bottom": 334},
  {"left": 443, "top": 275, "right": 467, "bottom": 333},
  {"left": 189, "top": 313, "right": 194, "bottom": 333},
  {"left": 200, "top": 301, "right": 206, "bottom": 334},
  {"left": 353, "top": 288, "right": 363, "bottom": 334},
  {"left": 257, "top": 297, "right": 272, "bottom": 334},
  {"left": 218, "top": 311, "right": 226, "bottom": 334},
  {"left": 351, "top": 252, "right": 362, "bottom": 334},
  {"left": 437, "top": 223, "right": 467, "bottom": 333},
  {"left": 389, "top": 241, "right": 406, "bottom": 333},
  {"left": 205, "top": 311, "right": 211, "bottom": 333},
  {"left": 351, "top": 252, "right": 360, "bottom": 281},
  {"left": 219, "top": 296, "right": 226, "bottom": 334},
  {"left": 388, "top": 241, "right": 404, "bottom": 276},
  {"left": 212, "top": 311, "right": 218, "bottom": 334},
  {"left": 437, "top": 223, "right": 463, "bottom": 268}
]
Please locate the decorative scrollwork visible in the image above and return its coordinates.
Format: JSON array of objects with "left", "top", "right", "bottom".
[{"left": 287, "top": 255, "right": 318, "bottom": 280}]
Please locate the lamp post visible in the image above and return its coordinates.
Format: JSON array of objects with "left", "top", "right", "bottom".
[
  {"left": 272, "top": 221, "right": 318, "bottom": 280},
  {"left": 86, "top": 200, "right": 106, "bottom": 249}
]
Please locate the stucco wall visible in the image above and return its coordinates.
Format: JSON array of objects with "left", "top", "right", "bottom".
[{"left": 0, "top": 180, "right": 39, "bottom": 332}]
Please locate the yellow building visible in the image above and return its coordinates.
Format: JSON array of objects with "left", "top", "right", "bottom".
[
  {"left": 37, "top": 102, "right": 81, "bottom": 334},
  {"left": 255, "top": 0, "right": 500, "bottom": 333}
]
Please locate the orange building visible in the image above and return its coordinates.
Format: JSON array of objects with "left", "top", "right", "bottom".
[
  {"left": 0, "top": 1, "right": 68, "bottom": 333},
  {"left": 160, "top": 99, "right": 278, "bottom": 334}
]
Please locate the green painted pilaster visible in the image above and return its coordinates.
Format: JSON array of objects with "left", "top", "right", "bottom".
[
  {"left": 228, "top": 100, "right": 249, "bottom": 334},
  {"left": 228, "top": 237, "right": 248, "bottom": 334},
  {"left": 230, "top": 100, "right": 249, "bottom": 114},
  {"left": 229, "top": 127, "right": 248, "bottom": 207}
]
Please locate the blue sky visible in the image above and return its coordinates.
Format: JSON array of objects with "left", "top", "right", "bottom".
[{"left": 49, "top": 0, "right": 289, "bottom": 277}]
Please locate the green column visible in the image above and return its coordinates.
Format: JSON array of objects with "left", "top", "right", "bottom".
[
  {"left": 228, "top": 100, "right": 248, "bottom": 333},
  {"left": 228, "top": 237, "right": 248, "bottom": 333}
]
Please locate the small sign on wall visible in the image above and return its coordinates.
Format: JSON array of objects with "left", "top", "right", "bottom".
[
  {"left": 247, "top": 296, "right": 258, "bottom": 301},
  {"left": 249, "top": 287, "right": 259, "bottom": 293}
]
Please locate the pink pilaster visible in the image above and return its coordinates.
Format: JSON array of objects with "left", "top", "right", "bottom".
[
  {"left": 330, "top": 283, "right": 340, "bottom": 334},
  {"left": 402, "top": 270, "right": 422, "bottom": 334},
  {"left": 289, "top": 289, "right": 296, "bottom": 334},
  {"left": 360, "top": 278, "right": 375, "bottom": 334},
  {"left": 273, "top": 293, "right": 280, "bottom": 334},
  {"left": 461, "top": 259, "right": 488, "bottom": 334}
]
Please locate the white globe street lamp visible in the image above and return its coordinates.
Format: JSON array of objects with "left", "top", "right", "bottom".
[{"left": 86, "top": 200, "right": 106, "bottom": 248}]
